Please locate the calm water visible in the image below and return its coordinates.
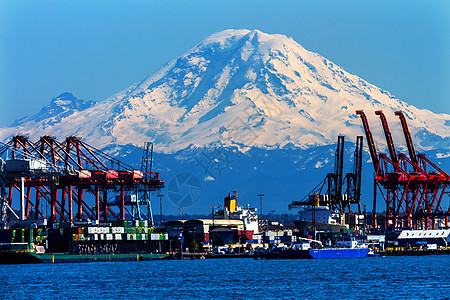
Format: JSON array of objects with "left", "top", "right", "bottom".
[{"left": 1, "top": 256, "right": 449, "bottom": 299}]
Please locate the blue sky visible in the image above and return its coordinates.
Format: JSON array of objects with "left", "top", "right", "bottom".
[{"left": 0, "top": 0, "right": 449, "bottom": 127}]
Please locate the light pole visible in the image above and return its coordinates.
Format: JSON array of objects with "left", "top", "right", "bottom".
[
  {"left": 363, "top": 204, "right": 367, "bottom": 235},
  {"left": 257, "top": 194, "right": 264, "bottom": 231},
  {"left": 210, "top": 206, "right": 217, "bottom": 226},
  {"left": 210, "top": 205, "right": 217, "bottom": 247},
  {"left": 157, "top": 194, "right": 164, "bottom": 228},
  {"left": 178, "top": 206, "right": 183, "bottom": 220}
]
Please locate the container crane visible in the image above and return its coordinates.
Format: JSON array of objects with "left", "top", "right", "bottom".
[
  {"left": 344, "top": 136, "right": 363, "bottom": 214},
  {"left": 327, "top": 136, "right": 345, "bottom": 211},
  {"left": 356, "top": 110, "right": 450, "bottom": 229},
  {"left": 290, "top": 136, "right": 363, "bottom": 216},
  {"left": 0, "top": 135, "right": 164, "bottom": 227}
]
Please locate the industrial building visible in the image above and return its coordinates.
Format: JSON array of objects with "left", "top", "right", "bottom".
[{"left": 165, "top": 191, "right": 259, "bottom": 250}]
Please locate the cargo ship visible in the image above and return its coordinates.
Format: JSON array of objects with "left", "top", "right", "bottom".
[
  {"left": 0, "top": 220, "right": 170, "bottom": 264},
  {"left": 263, "top": 247, "right": 370, "bottom": 259},
  {"left": 293, "top": 205, "right": 348, "bottom": 233}
]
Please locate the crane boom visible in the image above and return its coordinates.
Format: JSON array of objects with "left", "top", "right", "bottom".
[
  {"left": 356, "top": 110, "right": 379, "bottom": 171},
  {"left": 375, "top": 110, "right": 398, "bottom": 166},
  {"left": 394, "top": 111, "right": 417, "bottom": 165},
  {"left": 327, "top": 136, "right": 345, "bottom": 211}
]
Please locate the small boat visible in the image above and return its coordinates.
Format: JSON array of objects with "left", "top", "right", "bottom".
[{"left": 366, "top": 249, "right": 379, "bottom": 257}]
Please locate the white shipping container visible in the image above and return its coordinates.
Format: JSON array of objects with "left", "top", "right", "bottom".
[
  {"left": 151, "top": 234, "right": 159, "bottom": 241},
  {"left": 114, "top": 234, "right": 122, "bottom": 240},
  {"left": 106, "top": 234, "right": 113, "bottom": 240},
  {"left": 100, "top": 234, "right": 105, "bottom": 240},
  {"left": 111, "top": 227, "right": 125, "bottom": 234}
]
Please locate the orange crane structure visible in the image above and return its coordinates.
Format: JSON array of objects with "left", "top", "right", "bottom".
[{"left": 356, "top": 110, "right": 449, "bottom": 229}]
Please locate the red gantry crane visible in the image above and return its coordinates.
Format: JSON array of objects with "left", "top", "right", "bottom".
[
  {"left": 356, "top": 110, "right": 449, "bottom": 229},
  {"left": 0, "top": 135, "right": 164, "bottom": 226}
]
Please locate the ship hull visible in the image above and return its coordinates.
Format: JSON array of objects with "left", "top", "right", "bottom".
[
  {"left": 0, "top": 252, "right": 168, "bottom": 264},
  {"left": 260, "top": 248, "right": 370, "bottom": 259},
  {"left": 308, "top": 248, "right": 370, "bottom": 259}
]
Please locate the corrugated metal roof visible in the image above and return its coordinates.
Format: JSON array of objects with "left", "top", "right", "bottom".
[{"left": 397, "top": 229, "right": 450, "bottom": 239}]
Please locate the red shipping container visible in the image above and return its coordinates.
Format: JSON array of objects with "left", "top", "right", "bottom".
[{"left": 237, "top": 230, "right": 254, "bottom": 240}]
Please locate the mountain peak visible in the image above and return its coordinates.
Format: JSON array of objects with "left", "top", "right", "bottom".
[
  {"left": 196, "top": 29, "right": 297, "bottom": 54},
  {"left": 10, "top": 92, "right": 96, "bottom": 127},
  {"left": 1, "top": 29, "right": 449, "bottom": 153}
]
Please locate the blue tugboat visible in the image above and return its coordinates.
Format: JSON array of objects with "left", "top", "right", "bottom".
[{"left": 308, "top": 247, "right": 370, "bottom": 259}]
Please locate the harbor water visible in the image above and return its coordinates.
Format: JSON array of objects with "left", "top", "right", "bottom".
[{"left": 1, "top": 256, "right": 449, "bottom": 299}]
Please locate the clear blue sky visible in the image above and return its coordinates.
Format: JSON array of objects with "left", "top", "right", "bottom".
[{"left": 0, "top": 0, "right": 449, "bottom": 127}]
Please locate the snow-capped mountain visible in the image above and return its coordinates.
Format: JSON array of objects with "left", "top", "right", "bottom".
[
  {"left": 1, "top": 29, "right": 449, "bottom": 214},
  {"left": 1, "top": 29, "right": 449, "bottom": 153},
  {"left": 11, "top": 92, "right": 96, "bottom": 128}
]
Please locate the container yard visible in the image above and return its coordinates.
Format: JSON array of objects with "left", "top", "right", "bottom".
[
  {"left": 0, "top": 110, "right": 449, "bottom": 263},
  {"left": 0, "top": 136, "right": 169, "bottom": 263}
]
